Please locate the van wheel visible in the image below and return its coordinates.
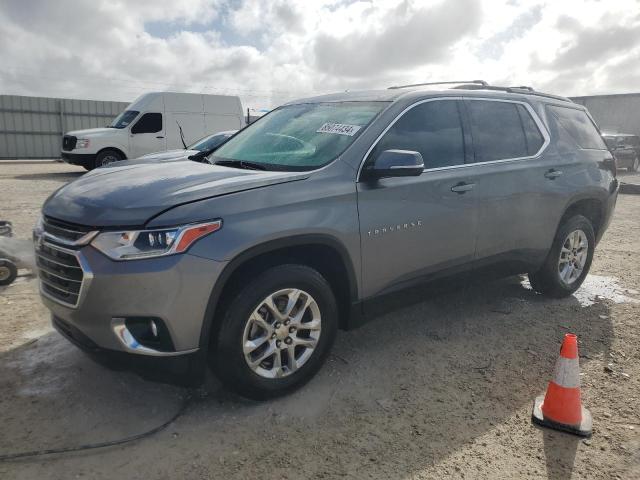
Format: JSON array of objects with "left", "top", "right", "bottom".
[
  {"left": 528, "top": 215, "right": 595, "bottom": 298},
  {"left": 212, "top": 264, "right": 338, "bottom": 400},
  {"left": 94, "top": 149, "right": 123, "bottom": 169},
  {"left": 0, "top": 259, "right": 18, "bottom": 286}
]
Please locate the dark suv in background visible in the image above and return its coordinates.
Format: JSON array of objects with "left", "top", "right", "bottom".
[
  {"left": 34, "top": 81, "right": 618, "bottom": 399},
  {"left": 602, "top": 133, "right": 640, "bottom": 172}
]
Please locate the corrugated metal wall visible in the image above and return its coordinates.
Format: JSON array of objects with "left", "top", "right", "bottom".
[
  {"left": 0, "top": 95, "right": 129, "bottom": 159},
  {"left": 571, "top": 93, "right": 640, "bottom": 137}
]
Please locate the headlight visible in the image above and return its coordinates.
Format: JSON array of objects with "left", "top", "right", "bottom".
[
  {"left": 91, "top": 220, "right": 222, "bottom": 260},
  {"left": 75, "top": 139, "right": 90, "bottom": 149}
]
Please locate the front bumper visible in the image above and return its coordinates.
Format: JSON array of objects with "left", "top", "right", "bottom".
[
  {"left": 60, "top": 152, "right": 95, "bottom": 167},
  {"left": 52, "top": 315, "right": 204, "bottom": 385},
  {"left": 39, "top": 244, "right": 227, "bottom": 355}
]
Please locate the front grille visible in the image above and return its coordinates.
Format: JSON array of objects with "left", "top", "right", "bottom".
[
  {"left": 36, "top": 242, "right": 84, "bottom": 306},
  {"left": 43, "top": 216, "right": 93, "bottom": 243},
  {"left": 62, "top": 135, "right": 77, "bottom": 151},
  {"left": 36, "top": 217, "right": 92, "bottom": 307}
]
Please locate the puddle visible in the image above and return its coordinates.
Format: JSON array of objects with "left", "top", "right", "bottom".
[
  {"left": 573, "top": 275, "right": 640, "bottom": 307},
  {"left": 522, "top": 274, "right": 639, "bottom": 307}
]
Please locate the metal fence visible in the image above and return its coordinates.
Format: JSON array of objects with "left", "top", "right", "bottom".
[
  {"left": 571, "top": 93, "right": 640, "bottom": 137},
  {"left": 0, "top": 95, "right": 129, "bottom": 159}
]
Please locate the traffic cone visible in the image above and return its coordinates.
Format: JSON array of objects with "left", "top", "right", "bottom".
[{"left": 532, "top": 333, "right": 592, "bottom": 437}]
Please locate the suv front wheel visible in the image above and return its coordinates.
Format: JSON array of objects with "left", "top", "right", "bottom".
[
  {"left": 212, "top": 264, "right": 338, "bottom": 399},
  {"left": 528, "top": 215, "right": 595, "bottom": 298}
]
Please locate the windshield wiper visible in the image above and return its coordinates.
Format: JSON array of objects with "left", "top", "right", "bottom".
[
  {"left": 213, "top": 159, "right": 268, "bottom": 171},
  {"left": 188, "top": 148, "right": 214, "bottom": 162}
]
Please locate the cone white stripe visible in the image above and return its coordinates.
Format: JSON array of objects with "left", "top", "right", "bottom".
[{"left": 551, "top": 357, "right": 580, "bottom": 388}]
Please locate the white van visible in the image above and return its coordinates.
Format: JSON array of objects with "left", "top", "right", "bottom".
[{"left": 60, "top": 92, "right": 244, "bottom": 169}]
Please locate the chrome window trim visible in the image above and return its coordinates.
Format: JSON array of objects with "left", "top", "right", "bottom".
[{"left": 356, "top": 96, "right": 551, "bottom": 181}]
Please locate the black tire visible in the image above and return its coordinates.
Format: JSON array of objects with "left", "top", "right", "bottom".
[
  {"left": 0, "top": 259, "right": 18, "bottom": 286},
  {"left": 629, "top": 156, "right": 639, "bottom": 172},
  {"left": 528, "top": 215, "right": 595, "bottom": 298},
  {"left": 93, "top": 149, "right": 123, "bottom": 169},
  {"left": 212, "top": 264, "right": 338, "bottom": 400}
]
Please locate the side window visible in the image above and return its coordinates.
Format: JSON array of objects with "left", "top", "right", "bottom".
[
  {"left": 370, "top": 100, "right": 465, "bottom": 169},
  {"left": 546, "top": 105, "right": 606, "bottom": 150},
  {"left": 467, "top": 100, "right": 529, "bottom": 162},
  {"left": 131, "top": 113, "right": 162, "bottom": 134},
  {"left": 516, "top": 104, "right": 545, "bottom": 155}
]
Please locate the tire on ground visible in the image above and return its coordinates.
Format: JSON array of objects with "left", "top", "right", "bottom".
[
  {"left": 91, "top": 149, "right": 123, "bottom": 170},
  {"left": 528, "top": 214, "right": 595, "bottom": 298},
  {"left": 212, "top": 264, "right": 338, "bottom": 400},
  {"left": 0, "top": 259, "right": 18, "bottom": 286}
]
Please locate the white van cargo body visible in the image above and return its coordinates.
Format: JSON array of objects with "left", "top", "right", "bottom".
[{"left": 61, "top": 92, "right": 244, "bottom": 170}]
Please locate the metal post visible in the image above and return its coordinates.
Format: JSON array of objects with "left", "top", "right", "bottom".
[{"left": 59, "top": 100, "right": 65, "bottom": 158}]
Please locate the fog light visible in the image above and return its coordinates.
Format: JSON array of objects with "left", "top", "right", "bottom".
[{"left": 112, "top": 317, "right": 175, "bottom": 353}]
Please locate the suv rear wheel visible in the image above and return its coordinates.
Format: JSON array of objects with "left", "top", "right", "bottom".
[
  {"left": 528, "top": 215, "right": 595, "bottom": 298},
  {"left": 212, "top": 264, "right": 338, "bottom": 399}
]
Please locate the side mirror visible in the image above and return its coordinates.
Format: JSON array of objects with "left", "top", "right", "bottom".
[{"left": 364, "top": 149, "right": 424, "bottom": 180}]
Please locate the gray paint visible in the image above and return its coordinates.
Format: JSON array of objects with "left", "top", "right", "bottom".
[
  {"left": 0, "top": 95, "right": 129, "bottom": 159},
  {"left": 571, "top": 93, "right": 640, "bottom": 136},
  {"left": 37, "top": 87, "right": 618, "bottom": 359}
]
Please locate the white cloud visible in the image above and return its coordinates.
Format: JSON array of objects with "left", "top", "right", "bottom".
[{"left": 1, "top": 0, "right": 639, "bottom": 110}]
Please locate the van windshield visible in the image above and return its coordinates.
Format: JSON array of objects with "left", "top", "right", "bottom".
[
  {"left": 109, "top": 110, "right": 139, "bottom": 129},
  {"left": 210, "top": 102, "right": 386, "bottom": 171}
]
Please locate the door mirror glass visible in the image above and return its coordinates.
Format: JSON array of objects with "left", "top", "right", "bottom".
[{"left": 366, "top": 149, "right": 424, "bottom": 179}]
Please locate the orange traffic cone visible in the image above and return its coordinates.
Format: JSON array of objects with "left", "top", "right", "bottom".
[{"left": 532, "top": 333, "right": 592, "bottom": 437}]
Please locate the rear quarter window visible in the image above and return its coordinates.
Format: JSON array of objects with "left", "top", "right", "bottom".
[
  {"left": 466, "top": 100, "right": 537, "bottom": 162},
  {"left": 546, "top": 105, "right": 606, "bottom": 150}
]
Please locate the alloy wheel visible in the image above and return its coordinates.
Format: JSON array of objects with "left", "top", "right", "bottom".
[
  {"left": 558, "top": 229, "right": 588, "bottom": 285},
  {"left": 242, "top": 288, "right": 321, "bottom": 379}
]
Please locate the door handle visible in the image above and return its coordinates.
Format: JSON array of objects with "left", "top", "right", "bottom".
[
  {"left": 544, "top": 169, "right": 563, "bottom": 179},
  {"left": 156, "top": 136, "right": 165, "bottom": 139},
  {"left": 451, "top": 182, "right": 475, "bottom": 194}
]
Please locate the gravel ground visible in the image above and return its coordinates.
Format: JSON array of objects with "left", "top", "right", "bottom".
[{"left": 0, "top": 162, "right": 639, "bottom": 479}]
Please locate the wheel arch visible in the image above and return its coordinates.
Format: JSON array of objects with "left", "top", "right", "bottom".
[
  {"left": 97, "top": 146, "right": 127, "bottom": 160},
  {"left": 558, "top": 196, "right": 604, "bottom": 242},
  {"left": 198, "top": 234, "right": 359, "bottom": 352}
]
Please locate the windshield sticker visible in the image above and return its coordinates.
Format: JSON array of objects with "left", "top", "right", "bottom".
[{"left": 316, "top": 123, "right": 362, "bottom": 136}]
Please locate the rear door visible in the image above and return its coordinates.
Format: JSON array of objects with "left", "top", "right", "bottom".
[
  {"left": 129, "top": 112, "right": 165, "bottom": 158},
  {"left": 462, "top": 98, "right": 562, "bottom": 268},
  {"left": 357, "top": 98, "right": 478, "bottom": 299}
]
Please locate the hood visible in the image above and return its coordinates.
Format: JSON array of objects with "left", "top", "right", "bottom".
[
  {"left": 137, "top": 149, "right": 198, "bottom": 161},
  {"left": 66, "top": 127, "right": 118, "bottom": 138},
  {"left": 43, "top": 160, "right": 309, "bottom": 227}
]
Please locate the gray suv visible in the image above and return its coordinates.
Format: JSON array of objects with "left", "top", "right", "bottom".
[{"left": 35, "top": 81, "right": 618, "bottom": 399}]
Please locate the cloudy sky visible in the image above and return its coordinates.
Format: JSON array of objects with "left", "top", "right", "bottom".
[{"left": 1, "top": 0, "right": 639, "bottom": 110}]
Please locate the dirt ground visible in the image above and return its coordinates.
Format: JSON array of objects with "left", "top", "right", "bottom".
[{"left": 1, "top": 162, "right": 639, "bottom": 480}]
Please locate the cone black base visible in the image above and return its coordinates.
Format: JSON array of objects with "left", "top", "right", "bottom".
[{"left": 532, "top": 396, "right": 593, "bottom": 437}]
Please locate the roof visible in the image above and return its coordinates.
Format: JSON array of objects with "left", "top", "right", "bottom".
[{"left": 285, "top": 83, "right": 574, "bottom": 106}]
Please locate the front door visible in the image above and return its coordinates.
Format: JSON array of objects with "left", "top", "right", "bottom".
[
  {"left": 357, "top": 99, "right": 478, "bottom": 299},
  {"left": 129, "top": 112, "right": 165, "bottom": 158}
]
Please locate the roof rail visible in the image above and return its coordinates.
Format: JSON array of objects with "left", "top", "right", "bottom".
[
  {"left": 388, "top": 80, "right": 488, "bottom": 90},
  {"left": 451, "top": 83, "right": 573, "bottom": 103}
]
